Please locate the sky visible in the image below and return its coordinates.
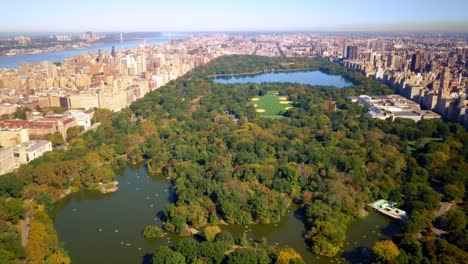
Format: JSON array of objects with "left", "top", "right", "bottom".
[{"left": 1, "top": 0, "right": 468, "bottom": 32}]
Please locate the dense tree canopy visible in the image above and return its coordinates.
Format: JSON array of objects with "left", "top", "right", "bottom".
[{"left": 0, "top": 55, "right": 466, "bottom": 262}]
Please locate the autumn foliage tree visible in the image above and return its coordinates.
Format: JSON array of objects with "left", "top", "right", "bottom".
[{"left": 372, "top": 240, "right": 400, "bottom": 263}]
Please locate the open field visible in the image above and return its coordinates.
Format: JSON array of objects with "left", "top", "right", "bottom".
[{"left": 250, "top": 91, "right": 293, "bottom": 118}]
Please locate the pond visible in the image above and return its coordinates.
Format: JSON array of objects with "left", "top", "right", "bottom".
[
  {"left": 53, "top": 165, "right": 400, "bottom": 264},
  {"left": 212, "top": 70, "right": 353, "bottom": 88}
]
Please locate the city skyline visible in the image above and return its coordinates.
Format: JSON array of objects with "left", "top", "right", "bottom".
[{"left": 2, "top": 0, "right": 468, "bottom": 33}]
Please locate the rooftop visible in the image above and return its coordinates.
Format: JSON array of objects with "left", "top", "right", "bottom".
[
  {"left": 369, "top": 199, "right": 408, "bottom": 221},
  {"left": 20, "top": 140, "right": 51, "bottom": 152}
]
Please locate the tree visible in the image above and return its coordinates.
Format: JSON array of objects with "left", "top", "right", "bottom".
[
  {"left": 276, "top": 248, "right": 304, "bottom": 264},
  {"left": 66, "top": 126, "right": 84, "bottom": 141},
  {"left": 13, "top": 107, "right": 31, "bottom": 120},
  {"left": 227, "top": 248, "right": 270, "bottom": 264},
  {"left": 404, "top": 212, "right": 427, "bottom": 234},
  {"left": 204, "top": 226, "right": 221, "bottom": 242},
  {"left": 153, "top": 246, "right": 186, "bottom": 264},
  {"left": 198, "top": 241, "right": 227, "bottom": 264},
  {"left": 0, "top": 226, "right": 25, "bottom": 262},
  {"left": 34, "top": 192, "right": 54, "bottom": 214},
  {"left": 51, "top": 132, "right": 65, "bottom": 146},
  {"left": 306, "top": 219, "right": 346, "bottom": 256},
  {"left": 143, "top": 225, "right": 164, "bottom": 239},
  {"left": 214, "top": 230, "right": 235, "bottom": 247},
  {"left": 0, "top": 174, "right": 25, "bottom": 198},
  {"left": 238, "top": 232, "right": 249, "bottom": 247},
  {"left": 372, "top": 240, "right": 400, "bottom": 263},
  {"left": 440, "top": 209, "right": 466, "bottom": 232},
  {"left": 0, "top": 247, "right": 16, "bottom": 264},
  {"left": 27, "top": 220, "right": 49, "bottom": 264},
  {"left": 443, "top": 184, "right": 465, "bottom": 202},
  {"left": 175, "top": 238, "right": 200, "bottom": 262},
  {"left": 1, "top": 199, "right": 25, "bottom": 224}
]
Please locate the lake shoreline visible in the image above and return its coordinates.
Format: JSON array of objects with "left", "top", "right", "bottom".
[
  {"left": 212, "top": 68, "right": 353, "bottom": 88},
  {"left": 208, "top": 67, "right": 328, "bottom": 78}
]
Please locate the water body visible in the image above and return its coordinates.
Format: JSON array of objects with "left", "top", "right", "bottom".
[
  {"left": 0, "top": 33, "right": 187, "bottom": 69},
  {"left": 223, "top": 207, "right": 399, "bottom": 264},
  {"left": 212, "top": 70, "right": 353, "bottom": 88},
  {"left": 52, "top": 71, "right": 394, "bottom": 264},
  {"left": 53, "top": 164, "right": 399, "bottom": 264},
  {"left": 53, "top": 165, "right": 180, "bottom": 264}
]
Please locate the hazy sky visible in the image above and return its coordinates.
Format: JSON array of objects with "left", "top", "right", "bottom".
[{"left": 2, "top": 0, "right": 468, "bottom": 32}]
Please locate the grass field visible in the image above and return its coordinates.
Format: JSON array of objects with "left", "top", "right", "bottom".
[{"left": 250, "top": 91, "right": 293, "bottom": 118}]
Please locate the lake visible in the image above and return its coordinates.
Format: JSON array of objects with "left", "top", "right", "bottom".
[
  {"left": 53, "top": 165, "right": 180, "bottom": 264},
  {"left": 212, "top": 70, "right": 353, "bottom": 88},
  {"left": 53, "top": 165, "right": 399, "bottom": 264},
  {"left": 0, "top": 33, "right": 187, "bottom": 69}
]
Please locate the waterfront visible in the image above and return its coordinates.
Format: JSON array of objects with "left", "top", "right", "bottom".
[
  {"left": 0, "top": 33, "right": 187, "bottom": 69},
  {"left": 53, "top": 165, "right": 180, "bottom": 264},
  {"left": 53, "top": 164, "right": 399, "bottom": 264},
  {"left": 212, "top": 70, "right": 353, "bottom": 88}
]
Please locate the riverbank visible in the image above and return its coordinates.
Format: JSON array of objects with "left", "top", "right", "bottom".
[
  {"left": 0, "top": 35, "right": 183, "bottom": 69},
  {"left": 98, "top": 181, "right": 119, "bottom": 194}
]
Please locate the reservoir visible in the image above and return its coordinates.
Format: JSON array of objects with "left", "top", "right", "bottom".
[
  {"left": 212, "top": 70, "right": 353, "bottom": 88},
  {"left": 53, "top": 165, "right": 399, "bottom": 264}
]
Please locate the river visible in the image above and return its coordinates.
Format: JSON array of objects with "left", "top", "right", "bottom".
[
  {"left": 53, "top": 165, "right": 400, "bottom": 264},
  {"left": 0, "top": 33, "right": 187, "bottom": 69},
  {"left": 212, "top": 70, "right": 353, "bottom": 88}
]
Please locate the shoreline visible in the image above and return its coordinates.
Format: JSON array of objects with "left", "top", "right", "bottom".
[
  {"left": 207, "top": 67, "right": 321, "bottom": 78},
  {"left": 98, "top": 181, "right": 119, "bottom": 194}
]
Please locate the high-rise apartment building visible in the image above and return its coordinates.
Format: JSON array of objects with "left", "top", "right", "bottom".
[
  {"left": 410, "top": 52, "right": 422, "bottom": 73},
  {"left": 346, "top": 46, "right": 358, "bottom": 60}
]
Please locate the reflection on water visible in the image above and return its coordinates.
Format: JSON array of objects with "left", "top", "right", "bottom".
[
  {"left": 212, "top": 70, "right": 353, "bottom": 88},
  {"left": 53, "top": 165, "right": 399, "bottom": 264},
  {"left": 53, "top": 165, "right": 180, "bottom": 264}
]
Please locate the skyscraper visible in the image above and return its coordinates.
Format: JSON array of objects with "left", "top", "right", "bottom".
[
  {"left": 410, "top": 52, "right": 422, "bottom": 73},
  {"left": 111, "top": 46, "right": 116, "bottom": 58},
  {"left": 97, "top": 49, "right": 103, "bottom": 63},
  {"left": 346, "top": 46, "right": 358, "bottom": 60},
  {"left": 438, "top": 67, "right": 452, "bottom": 101}
]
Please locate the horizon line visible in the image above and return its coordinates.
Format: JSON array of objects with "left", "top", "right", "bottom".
[{"left": 1, "top": 29, "right": 468, "bottom": 34}]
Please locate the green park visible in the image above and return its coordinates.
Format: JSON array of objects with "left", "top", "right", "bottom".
[{"left": 250, "top": 91, "right": 293, "bottom": 118}]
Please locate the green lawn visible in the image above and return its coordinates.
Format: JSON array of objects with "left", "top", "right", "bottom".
[{"left": 250, "top": 91, "right": 293, "bottom": 118}]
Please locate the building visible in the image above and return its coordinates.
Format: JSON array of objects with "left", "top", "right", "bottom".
[
  {"left": 346, "top": 46, "right": 358, "bottom": 60},
  {"left": 63, "top": 109, "right": 94, "bottom": 130},
  {"left": 368, "top": 200, "right": 408, "bottom": 221},
  {"left": 14, "top": 140, "right": 52, "bottom": 164},
  {"left": 343, "top": 44, "right": 349, "bottom": 58},
  {"left": 410, "top": 52, "right": 422, "bottom": 73},
  {"left": 353, "top": 94, "right": 441, "bottom": 122},
  {"left": 0, "top": 117, "right": 73, "bottom": 139},
  {"left": 68, "top": 93, "right": 100, "bottom": 109},
  {"left": 0, "top": 147, "right": 19, "bottom": 175},
  {"left": 0, "top": 127, "right": 29, "bottom": 148},
  {"left": 0, "top": 103, "right": 18, "bottom": 116},
  {"left": 14, "top": 36, "right": 32, "bottom": 45}
]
